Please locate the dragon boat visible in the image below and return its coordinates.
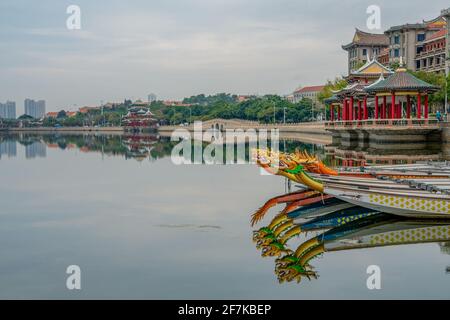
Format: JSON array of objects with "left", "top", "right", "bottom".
[
  {"left": 295, "top": 166, "right": 450, "bottom": 218},
  {"left": 254, "top": 149, "right": 450, "bottom": 218}
]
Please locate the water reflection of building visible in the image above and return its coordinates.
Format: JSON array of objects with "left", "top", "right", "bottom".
[
  {"left": 123, "top": 135, "right": 159, "bottom": 161},
  {"left": 0, "top": 140, "right": 17, "bottom": 158},
  {"left": 25, "top": 142, "right": 46, "bottom": 159},
  {"left": 325, "top": 145, "right": 441, "bottom": 167}
]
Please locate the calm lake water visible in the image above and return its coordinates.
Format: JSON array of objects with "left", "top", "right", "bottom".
[{"left": 1, "top": 133, "right": 450, "bottom": 299}]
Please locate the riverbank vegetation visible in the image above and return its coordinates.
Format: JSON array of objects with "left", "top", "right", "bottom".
[{"left": 153, "top": 94, "right": 317, "bottom": 125}]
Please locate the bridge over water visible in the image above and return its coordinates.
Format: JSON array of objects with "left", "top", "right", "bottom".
[{"left": 158, "top": 119, "right": 327, "bottom": 134}]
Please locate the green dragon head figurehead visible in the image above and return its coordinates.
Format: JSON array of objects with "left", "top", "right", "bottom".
[{"left": 261, "top": 242, "right": 292, "bottom": 257}]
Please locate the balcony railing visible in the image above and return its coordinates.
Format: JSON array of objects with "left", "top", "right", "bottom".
[
  {"left": 416, "top": 63, "right": 446, "bottom": 72},
  {"left": 325, "top": 118, "right": 439, "bottom": 129},
  {"left": 416, "top": 47, "right": 445, "bottom": 58}
]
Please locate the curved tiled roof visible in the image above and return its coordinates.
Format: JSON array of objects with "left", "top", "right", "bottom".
[
  {"left": 332, "top": 83, "right": 368, "bottom": 97},
  {"left": 423, "top": 29, "right": 447, "bottom": 43},
  {"left": 342, "top": 28, "right": 389, "bottom": 49},
  {"left": 365, "top": 69, "right": 439, "bottom": 93},
  {"left": 324, "top": 95, "right": 340, "bottom": 104}
]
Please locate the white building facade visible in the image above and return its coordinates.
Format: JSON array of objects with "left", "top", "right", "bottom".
[
  {"left": 0, "top": 101, "right": 16, "bottom": 119},
  {"left": 24, "top": 99, "right": 46, "bottom": 119}
]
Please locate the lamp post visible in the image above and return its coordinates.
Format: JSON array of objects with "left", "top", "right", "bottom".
[{"left": 100, "top": 100, "right": 104, "bottom": 127}]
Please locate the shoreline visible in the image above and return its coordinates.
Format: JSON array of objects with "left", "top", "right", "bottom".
[
  {"left": 5, "top": 127, "right": 124, "bottom": 133},
  {"left": 1, "top": 125, "right": 332, "bottom": 144}
]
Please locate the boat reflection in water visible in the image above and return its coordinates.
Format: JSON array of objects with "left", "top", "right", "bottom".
[{"left": 252, "top": 196, "right": 450, "bottom": 284}]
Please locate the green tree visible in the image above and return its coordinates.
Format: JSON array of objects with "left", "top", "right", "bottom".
[
  {"left": 57, "top": 110, "right": 67, "bottom": 118},
  {"left": 410, "top": 71, "right": 448, "bottom": 107},
  {"left": 317, "top": 77, "right": 348, "bottom": 104}
]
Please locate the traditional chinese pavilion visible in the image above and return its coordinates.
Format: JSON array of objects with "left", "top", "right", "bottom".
[
  {"left": 326, "top": 58, "right": 439, "bottom": 122},
  {"left": 364, "top": 66, "right": 439, "bottom": 120},
  {"left": 325, "top": 57, "right": 393, "bottom": 122},
  {"left": 122, "top": 107, "right": 158, "bottom": 132}
]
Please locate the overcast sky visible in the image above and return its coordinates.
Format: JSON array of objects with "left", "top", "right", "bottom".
[{"left": 1, "top": 0, "right": 449, "bottom": 112}]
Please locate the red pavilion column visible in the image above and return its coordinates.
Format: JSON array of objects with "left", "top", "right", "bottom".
[
  {"left": 391, "top": 93, "right": 396, "bottom": 120},
  {"left": 417, "top": 94, "right": 422, "bottom": 119},
  {"left": 350, "top": 97, "right": 354, "bottom": 121},
  {"left": 383, "top": 96, "right": 387, "bottom": 119},
  {"left": 406, "top": 95, "right": 411, "bottom": 119},
  {"left": 330, "top": 104, "right": 334, "bottom": 122},
  {"left": 375, "top": 96, "right": 379, "bottom": 120},
  {"left": 347, "top": 99, "right": 351, "bottom": 121},
  {"left": 358, "top": 100, "right": 362, "bottom": 120},
  {"left": 424, "top": 94, "right": 429, "bottom": 119},
  {"left": 363, "top": 97, "right": 368, "bottom": 120},
  {"left": 343, "top": 99, "right": 347, "bottom": 121}
]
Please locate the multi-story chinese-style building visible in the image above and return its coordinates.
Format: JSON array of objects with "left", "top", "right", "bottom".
[
  {"left": 416, "top": 28, "right": 447, "bottom": 72},
  {"left": 344, "top": 8, "right": 449, "bottom": 74},
  {"left": 443, "top": 8, "right": 450, "bottom": 76},
  {"left": 342, "top": 28, "right": 389, "bottom": 74},
  {"left": 121, "top": 107, "right": 158, "bottom": 132}
]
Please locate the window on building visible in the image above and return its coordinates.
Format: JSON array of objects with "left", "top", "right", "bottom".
[
  {"left": 363, "top": 49, "right": 367, "bottom": 56},
  {"left": 394, "top": 35, "right": 400, "bottom": 44},
  {"left": 394, "top": 49, "right": 400, "bottom": 57},
  {"left": 417, "top": 34, "right": 425, "bottom": 42},
  {"left": 416, "top": 60, "right": 421, "bottom": 69}
]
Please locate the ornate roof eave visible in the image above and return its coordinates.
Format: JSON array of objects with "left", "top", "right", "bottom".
[
  {"left": 324, "top": 95, "right": 341, "bottom": 104},
  {"left": 366, "top": 87, "right": 440, "bottom": 94},
  {"left": 342, "top": 43, "right": 389, "bottom": 50},
  {"left": 334, "top": 87, "right": 370, "bottom": 98},
  {"left": 365, "top": 67, "right": 441, "bottom": 94},
  {"left": 351, "top": 57, "right": 394, "bottom": 76}
]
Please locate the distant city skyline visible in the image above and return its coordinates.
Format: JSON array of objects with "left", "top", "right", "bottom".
[
  {"left": 24, "top": 99, "right": 46, "bottom": 119},
  {"left": 1, "top": 0, "right": 449, "bottom": 112},
  {"left": 0, "top": 101, "right": 16, "bottom": 119}
]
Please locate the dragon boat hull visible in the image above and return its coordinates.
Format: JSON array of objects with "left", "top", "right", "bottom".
[{"left": 324, "top": 186, "right": 450, "bottom": 218}]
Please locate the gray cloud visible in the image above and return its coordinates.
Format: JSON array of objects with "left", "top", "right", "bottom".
[{"left": 0, "top": 0, "right": 449, "bottom": 112}]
